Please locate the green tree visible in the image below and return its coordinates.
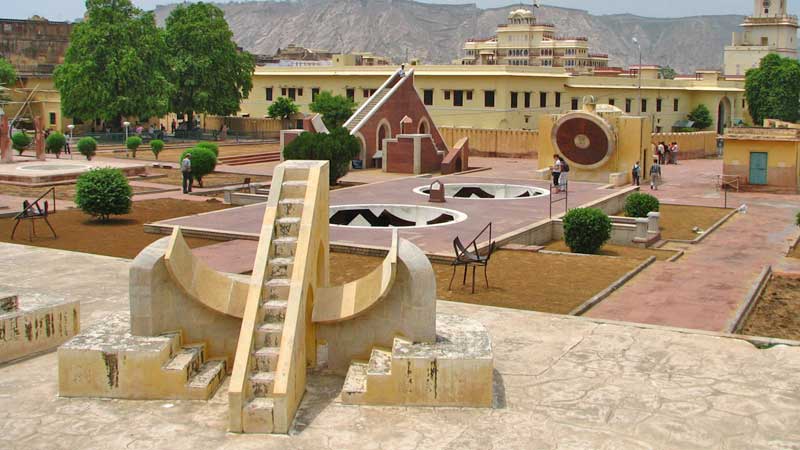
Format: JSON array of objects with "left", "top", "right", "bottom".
[
  {"left": 77, "top": 136, "right": 98, "bottom": 160},
  {"left": 745, "top": 53, "right": 800, "bottom": 125},
  {"left": 688, "top": 104, "right": 713, "bottom": 130},
  {"left": 624, "top": 192, "right": 660, "bottom": 218},
  {"left": 164, "top": 2, "right": 255, "bottom": 129},
  {"left": 195, "top": 141, "right": 219, "bottom": 157},
  {"left": 562, "top": 208, "right": 612, "bottom": 255},
  {"left": 126, "top": 136, "right": 142, "bottom": 158},
  {"left": 0, "top": 57, "right": 16, "bottom": 101},
  {"left": 658, "top": 66, "right": 676, "bottom": 80},
  {"left": 11, "top": 132, "right": 31, "bottom": 156},
  {"left": 46, "top": 132, "right": 67, "bottom": 158},
  {"left": 282, "top": 127, "right": 360, "bottom": 184},
  {"left": 75, "top": 168, "right": 133, "bottom": 222},
  {"left": 179, "top": 147, "right": 217, "bottom": 187},
  {"left": 53, "top": 0, "right": 170, "bottom": 128},
  {"left": 150, "top": 139, "right": 164, "bottom": 160},
  {"left": 268, "top": 97, "right": 299, "bottom": 128},
  {"left": 309, "top": 91, "right": 357, "bottom": 129}
]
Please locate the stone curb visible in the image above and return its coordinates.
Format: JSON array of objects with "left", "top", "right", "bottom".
[
  {"left": 787, "top": 233, "right": 800, "bottom": 257},
  {"left": 666, "top": 250, "right": 685, "bottom": 262},
  {"left": 568, "top": 255, "right": 657, "bottom": 316},
  {"left": 727, "top": 265, "right": 772, "bottom": 334}
]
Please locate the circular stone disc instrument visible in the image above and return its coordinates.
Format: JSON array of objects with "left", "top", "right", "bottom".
[{"left": 551, "top": 112, "right": 616, "bottom": 169}]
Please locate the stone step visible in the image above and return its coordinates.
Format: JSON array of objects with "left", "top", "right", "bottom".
[
  {"left": 367, "top": 348, "right": 392, "bottom": 377},
  {"left": 242, "top": 397, "right": 275, "bottom": 433},
  {"left": 265, "top": 278, "right": 290, "bottom": 300},
  {"left": 162, "top": 345, "right": 204, "bottom": 376},
  {"left": 281, "top": 181, "right": 308, "bottom": 199},
  {"left": 272, "top": 237, "right": 297, "bottom": 258},
  {"left": 157, "top": 330, "right": 184, "bottom": 356},
  {"left": 261, "top": 299, "right": 288, "bottom": 323},
  {"left": 282, "top": 168, "right": 310, "bottom": 182},
  {"left": 342, "top": 362, "right": 368, "bottom": 396},
  {"left": 267, "top": 257, "right": 294, "bottom": 279},
  {"left": 278, "top": 198, "right": 304, "bottom": 218},
  {"left": 186, "top": 360, "right": 226, "bottom": 399},
  {"left": 255, "top": 322, "right": 283, "bottom": 347},
  {"left": 275, "top": 217, "right": 301, "bottom": 238},
  {"left": 250, "top": 371, "right": 276, "bottom": 396},
  {"left": 0, "top": 294, "right": 18, "bottom": 313},
  {"left": 253, "top": 346, "right": 281, "bottom": 372}
]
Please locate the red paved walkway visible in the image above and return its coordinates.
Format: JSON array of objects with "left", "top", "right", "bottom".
[{"left": 587, "top": 159, "right": 800, "bottom": 332}]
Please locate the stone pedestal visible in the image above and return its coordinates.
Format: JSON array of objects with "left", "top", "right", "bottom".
[
  {"left": 34, "top": 116, "right": 46, "bottom": 161},
  {"left": 0, "top": 293, "right": 80, "bottom": 364}
]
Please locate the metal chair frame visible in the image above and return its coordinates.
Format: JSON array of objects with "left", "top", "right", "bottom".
[{"left": 448, "top": 223, "right": 496, "bottom": 294}]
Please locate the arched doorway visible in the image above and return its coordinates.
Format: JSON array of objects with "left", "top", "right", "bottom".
[
  {"left": 717, "top": 97, "right": 732, "bottom": 134},
  {"left": 418, "top": 118, "right": 430, "bottom": 135},
  {"left": 378, "top": 123, "right": 389, "bottom": 148}
]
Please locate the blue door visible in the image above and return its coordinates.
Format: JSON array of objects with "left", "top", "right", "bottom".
[{"left": 749, "top": 152, "right": 768, "bottom": 185}]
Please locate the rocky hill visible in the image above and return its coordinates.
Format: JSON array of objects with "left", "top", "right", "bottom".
[{"left": 153, "top": 0, "right": 746, "bottom": 73}]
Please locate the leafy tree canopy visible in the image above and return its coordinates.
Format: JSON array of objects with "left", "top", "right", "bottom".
[
  {"left": 688, "top": 104, "right": 713, "bottom": 131},
  {"left": 282, "top": 127, "right": 360, "bottom": 184},
  {"left": 53, "top": 0, "right": 170, "bottom": 126},
  {"left": 165, "top": 2, "right": 255, "bottom": 124},
  {"left": 309, "top": 91, "right": 357, "bottom": 129},
  {"left": 268, "top": 97, "right": 299, "bottom": 121},
  {"left": 0, "top": 57, "right": 16, "bottom": 86},
  {"left": 745, "top": 53, "right": 800, "bottom": 125},
  {"left": 658, "top": 66, "right": 676, "bottom": 80}
]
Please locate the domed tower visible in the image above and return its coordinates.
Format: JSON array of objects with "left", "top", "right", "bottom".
[{"left": 724, "top": 0, "right": 798, "bottom": 76}]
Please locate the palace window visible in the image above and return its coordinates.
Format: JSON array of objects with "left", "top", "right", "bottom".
[
  {"left": 444, "top": 90, "right": 451, "bottom": 100},
  {"left": 423, "top": 89, "right": 433, "bottom": 106},
  {"left": 265, "top": 87, "right": 273, "bottom": 101},
  {"left": 571, "top": 97, "right": 579, "bottom": 110},
  {"left": 312, "top": 88, "right": 320, "bottom": 101},
  {"left": 511, "top": 91, "right": 518, "bottom": 109},
  {"left": 674, "top": 98, "right": 679, "bottom": 112},
  {"left": 656, "top": 98, "right": 662, "bottom": 113},
  {"left": 484, "top": 90, "right": 496, "bottom": 108},
  {"left": 454, "top": 90, "right": 464, "bottom": 107},
  {"left": 540, "top": 92, "right": 547, "bottom": 108},
  {"left": 524, "top": 92, "right": 531, "bottom": 108},
  {"left": 625, "top": 98, "right": 632, "bottom": 113},
  {"left": 346, "top": 88, "right": 355, "bottom": 101},
  {"left": 555, "top": 92, "right": 562, "bottom": 108},
  {"left": 641, "top": 98, "right": 647, "bottom": 113}
]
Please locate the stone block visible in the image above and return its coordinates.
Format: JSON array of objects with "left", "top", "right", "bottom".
[{"left": 0, "top": 294, "right": 79, "bottom": 364}]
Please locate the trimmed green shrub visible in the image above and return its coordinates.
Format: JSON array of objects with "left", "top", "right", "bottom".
[
  {"left": 563, "top": 208, "right": 612, "bottom": 255},
  {"left": 45, "top": 132, "right": 67, "bottom": 157},
  {"left": 75, "top": 168, "right": 133, "bottom": 222},
  {"left": 77, "top": 137, "right": 98, "bottom": 160},
  {"left": 11, "top": 131, "right": 31, "bottom": 155},
  {"left": 195, "top": 141, "right": 219, "bottom": 157},
  {"left": 624, "top": 192, "right": 660, "bottom": 218},
  {"left": 179, "top": 147, "right": 217, "bottom": 186},
  {"left": 282, "top": 127, "right": 360, "bottom": 185},
  {"left": 126, "top": 136, "right": 143, "bottom": 158},
  {"left": 150, "top": 139, "right": 165, "bottom": 160}
]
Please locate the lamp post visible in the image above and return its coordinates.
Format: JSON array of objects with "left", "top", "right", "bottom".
[
  {"left": 633, "top": 37, "right": 645, "bottom": 175},
  {"left": 123, "top": 121, "right": 130, "bottom": 156},
  {"left": 67, "top": 124, "right": 75, "bottom": 160}
]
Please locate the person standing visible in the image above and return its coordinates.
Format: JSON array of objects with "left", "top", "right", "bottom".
[
  {"left": 632, "top": 161, "right": 641, "bottom": 186},
  {"left": 558, "top": 156, "right": 569, "bottom": 191},
  {"left": 181, "top": 153, "right": 193, "bottom": 194},
  {"left": 656, "top": 142, "right": 665, "bottom": 165},
  {"left": 650, "top": 157, "right": 662, "bottom": 190},
  {"left": 171, "top": 119, "right": 177, "bottom": 135},
  {"left": 551, "top": 154, "right": 562, "bottom": 193},
  {"left": 672, "top": 141, "right": 679, "bottom": 164}
]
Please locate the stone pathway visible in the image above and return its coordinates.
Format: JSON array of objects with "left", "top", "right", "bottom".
[
  {"left": 0, "top": 242, "right": 799, "bottom": 449},
  {"left": 587, "top": 159, "right": 800, "bottom": 332}
]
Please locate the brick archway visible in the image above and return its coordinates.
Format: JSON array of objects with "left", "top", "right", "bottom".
[
  {"left": 376, "top": 118, "right": 392, "bottom": 151},
  {"left": 418, "top": 117, "right": 430, "bottom": 135}
]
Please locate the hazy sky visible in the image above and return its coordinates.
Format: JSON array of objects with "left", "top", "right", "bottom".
[{"left": 5, "top": 0, "right": 799, "bottom": 22}]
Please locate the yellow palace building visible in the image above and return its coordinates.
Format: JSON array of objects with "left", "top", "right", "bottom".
[{"left": 243, "top": 63, "right": 747, "bottom": 135}]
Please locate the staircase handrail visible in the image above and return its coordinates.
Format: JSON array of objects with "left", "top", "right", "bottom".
[
  {"left": 350, "top": 69, "right": 414, "bottom": 136},
  {"left": 343, "top": 68, "right": 403, "bottom": 131}
]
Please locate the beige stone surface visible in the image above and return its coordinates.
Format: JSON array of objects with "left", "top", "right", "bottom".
[
  {"left": 2, "top": 243, "right": 800, "bottom": 449},
  {"left": 0, "top": 293, "right": 79, "bottom": 364}
]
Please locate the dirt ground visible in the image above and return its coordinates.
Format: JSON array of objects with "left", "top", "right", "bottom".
[
  {"left": 330, "top": 249, "right": 641, "bottom": 314},
  {"left": 0, "top": 199, "right": 227, "bottom": 259},
  {"left": 740, "top": 275, "right": 800, "bottom": 341},
  {"left": 658, "top": 204, "right": 731, "bottom": 240},
  {"left": 147, "top": 167, "right": 271, "bottom": 189},
  {"left": 112, "top": 143, "right": 280, "bottom": 162},
  {"left": 543, "top": 241, "right": 677, "bottom": 261},
  {"left": 0, "top": 183, "right": 156, "bottom": 203}
]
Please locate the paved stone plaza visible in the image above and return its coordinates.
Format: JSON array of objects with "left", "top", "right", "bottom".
[{"left": 1, "top": 242, "right": 799, "bottom": 449}]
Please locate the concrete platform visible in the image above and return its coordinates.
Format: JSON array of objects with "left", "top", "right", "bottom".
[
  {"left": 0, "top": 293, "right": 80, "bottom": 364},
  {"left": 1, "top": 242, "right": 799, "bottom": 449},
  {"left": 150, "top": 175, "right": 625, "bottom": 256},
  {"left": 0, "top": 157, "right": 147, "bottom": 186}
]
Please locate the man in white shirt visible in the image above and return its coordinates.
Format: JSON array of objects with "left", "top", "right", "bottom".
[{"left": 181, "top": 154, "right": 192, "bottom": 194}]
